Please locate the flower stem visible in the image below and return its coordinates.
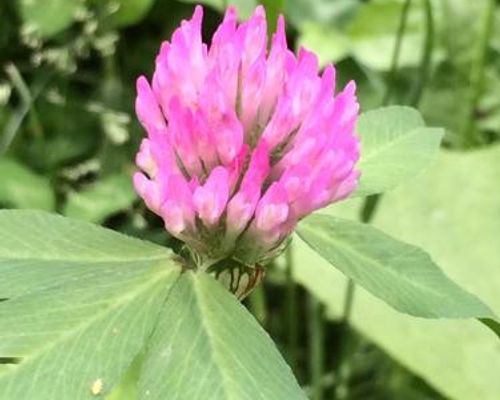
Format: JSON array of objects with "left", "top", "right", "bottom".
[
  {"left": 308, "top": 295, "right": 324, "bottom": 400},
  {"left": 382, "top": 0, "right": 413, "bottom": 106},
  {"left": 2, "top": 64, "right": 45, "bottom": 155},
  {"left": 409, "top": 0, "right": 434, "bottom": 107},
  {"left": 285, "top": 246, "right": 299, "bottom": 370},
  {"left": 463, "top": 0, "right": 495, "bottom": 147}
]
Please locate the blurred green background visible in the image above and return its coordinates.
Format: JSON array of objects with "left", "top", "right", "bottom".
[{"left": 1, "top": 0, "right": 499, "bottom": 399}]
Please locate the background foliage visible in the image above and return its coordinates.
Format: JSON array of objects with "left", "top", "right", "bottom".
[{"left": 1, "top": 0, "right": 499, "bottom": 399}]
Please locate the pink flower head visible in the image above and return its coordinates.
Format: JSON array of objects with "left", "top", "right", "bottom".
[{"left": 134, "top": 5, "right": 360, "bottom": 267}]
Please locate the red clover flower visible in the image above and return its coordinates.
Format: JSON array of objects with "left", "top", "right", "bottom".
[{"left": 134, "top": 5, "right": 360, "bottom": 286}]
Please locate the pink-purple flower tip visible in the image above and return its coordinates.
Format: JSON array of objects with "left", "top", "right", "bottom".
[{"left": 134, "top": 5, "right": 360, "bottom": 266}]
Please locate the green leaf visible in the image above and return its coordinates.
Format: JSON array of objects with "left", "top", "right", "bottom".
[
  {"left": 0, "top": 210, "right": 168, "bottom": 299},
  {"left": 292, "top": 145, "right": 500, "bottom": 399},
  {"left": 354, "top": 106, "right": 443, "bottom": 197},
  {"left": 16, "top": 0, "right": 78, "bottom": 38},
  {"left": 0, "top": 211, "right": 303, "bottom": 398},
  {"left": 111, "top": 0, "right": 156, "bottom": 28},
  {"left": 63, "top": 174, "right": 137, "bottom": 223},
  {"left": 0, "top": 158, "right": 55, "bottom": 210},
  {"left": 0, "top": 210, "right": 180, "bottom": 399},
  {"left": 297, "top": 214, "right": 496, "bottom": 320},
  {"left": 139, "top": 271, "right": 307, "bottom": 400}
]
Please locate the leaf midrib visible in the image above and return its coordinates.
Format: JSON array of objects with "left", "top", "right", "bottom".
[
  {"left": 191, "top": 276, "right": 235, "bottom": 400},
  {"left": 195, "top": 276, "right": 265, "bottom": 400}
]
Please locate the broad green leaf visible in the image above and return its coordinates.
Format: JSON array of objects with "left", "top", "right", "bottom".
[
  {"left": 139, "top": 271, "right": 307, "bottom": 400},
  {"left": 353, "top": 106, "right": 443, "bottom": 197},
  {"left": 111, "top": 0, "right": 156, "bottom": 27},
  {"left": 178, "top": 0, "right": 257, "bottom": 19},
  {"left": 63, "top": 174, "right": 137, "bottom": 223},
  {"left": 0, "top": 210, "right": 167, "bottom": 299},
  {"left": 16, "top": 0, "right": 78, "bottom": 38},
  {"left": 293, "top": 144, "right": 500, "bottom": 399},
  {"left": 0, "top": 158, "right": 55, "bottom": 210},
  {"left": 297, "top": 214, "right": 496, "bottom": 319},
  {"left": 0, "top": 210, "right": 180, "bottom": 399}
]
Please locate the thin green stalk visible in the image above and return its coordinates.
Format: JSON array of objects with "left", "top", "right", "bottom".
[
  {"left": 1, "top": 99, "right": 31, "bottom": 156},
  {"left": 409, "top": 0, "right": 434, "bottom": 107},
  {"left": 382, "top": 0, "right": 413, "bottom": 106},
  {"left": 463, "top": 0, "right": 495, "bottom": 146},
  {"left": 5, "top": 64, "right": 31, "bottom": 105},
  {"left": 308, "top": 296, "right": 324, "bottom": 400},
  {"left": 1, "top": 64, "right": 46, "bottom": 155},
  {"left": 285, "top": 246, "right": 299, "bottom": 370},
  {"left": 341, "top": 279, "right": 356, "bottom": 323}
]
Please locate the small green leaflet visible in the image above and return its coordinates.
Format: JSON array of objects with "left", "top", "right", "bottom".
[
  {"left": 297, "top": 214, "right": 498, "bottom": 326},
  {"left": 353, "top": 106, "right": 443, "bottom": 198},
  {"left": 139, "top": 271, "right": 306, "bottom": 400}
]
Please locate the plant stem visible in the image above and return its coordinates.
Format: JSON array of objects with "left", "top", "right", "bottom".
[
  {"left": 285, "top": 246, "right": 299, "bottom": 370},
  {"left": 341, "top": 279, "right": 356, "bottom": 323},
  {"left": 409, "top": 0, "right": 434, "bottom": 107},
  {"left": 463, "top": 0, "right": 495, "bottom": 147},
  {"left": 2, "top": 64, "right": 45, "bottom": 153},
  {"left": 382, "top": 0, "right": 413, "bottom": 106},
  {"left": 308, "top": 296, "right": 324, "bottom": 400}
]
